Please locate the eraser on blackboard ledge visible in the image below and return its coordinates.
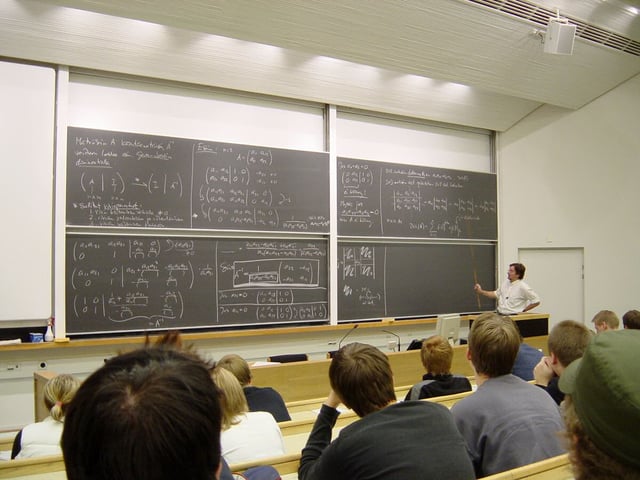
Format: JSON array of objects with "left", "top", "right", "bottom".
[
  {"left": 382, "top": 317, "right": 395, "bottom": 323},
  {"left": 54, "top": 337, "right": 71, "bottom": 343}
]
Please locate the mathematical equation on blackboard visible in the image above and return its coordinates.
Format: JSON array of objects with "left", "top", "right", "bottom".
[
  {"left": 337, "top": 242, "right": 496, "bottom": 320},
  {"left": 67, "top": 127, "right": 330, "bottom": 233},
  {"left": 66, "top": 236, "right": 328, "bottom": 334},
  {"left": 337, "top": 158, "right": 497, "bottom": 239}
]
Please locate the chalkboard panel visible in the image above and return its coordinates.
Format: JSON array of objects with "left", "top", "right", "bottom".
[
  {"left": 337, "top": 157, "right": 497, "bottom": 239},
  {"left": 66, "top": 236, "right": 328, "bottom": 335},
  {"left": 67, "top": 127, "right": 330, "bottom": 232},
  {"left": 338, "top": 242, "right": 495, "bottom": 320}
]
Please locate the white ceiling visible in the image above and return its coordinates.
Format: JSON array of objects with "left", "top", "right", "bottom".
[{"left": 1, "top": 0, "right": 639, "bottom": 131}]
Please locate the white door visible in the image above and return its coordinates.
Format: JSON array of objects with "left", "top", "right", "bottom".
[{"left": 518, "top": 248, "right": 584, "bottom": 329}]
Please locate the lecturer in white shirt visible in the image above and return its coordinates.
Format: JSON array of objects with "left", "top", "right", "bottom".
[{"left": 474, "top": 263, "right": 540, "bottom": 315}]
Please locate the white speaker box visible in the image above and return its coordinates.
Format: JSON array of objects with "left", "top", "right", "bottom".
[{"left": 544, "top": 20, "right": 576, "bottom": 55}]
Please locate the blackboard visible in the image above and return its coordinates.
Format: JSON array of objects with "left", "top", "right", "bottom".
[
  {"left": 337, "top": 157, "right": 497, "bottom": 239},
  {"left": 338, "top": 242, "right": 496, "bottom": 320},
  {"left": 66, "top": 236, "right": 328, "bottom": 335},
  {"left": 66, "top": 127, "right": 330, "bottom": 232}
]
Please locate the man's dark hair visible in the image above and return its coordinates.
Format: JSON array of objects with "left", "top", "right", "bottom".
[
  {"left": 62, "top": 337, "right": 221, "bottom": 480},
  {"left": 510, "top": 262, "right": 526, "bottom": 279},
  {"left": 329, "top": 342, "right": 395, "bottom": 417},
  {"left": 622, "top": 309, "right": 640, "bottom": 329}
]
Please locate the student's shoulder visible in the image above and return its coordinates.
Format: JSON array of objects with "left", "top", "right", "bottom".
[
  {"left": 388, "top": 400, "right": 452, "bottom": 419},
  {"left": 245, "top": 385, "right": 280, "bottom": 397},
  {"left": 246, "top": 410, "right": 278, "bottom": 422}
]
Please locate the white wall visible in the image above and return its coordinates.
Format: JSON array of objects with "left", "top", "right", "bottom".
[
  {"left": 0, "top": 61, "right": 55, "bottom": 323},
  {"left": 498, "top": 73, "right": 640, "bottom": 323}
]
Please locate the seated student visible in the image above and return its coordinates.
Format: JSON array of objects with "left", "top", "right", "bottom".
[
  {"left": 298, "top": 342, "right": 475, "bottom": 480},
  {"left": 622, "top": 309, "right": 640, "bottom": 329},
  {"left": 218, "top": 353, "right": 291, "bottom": 422},
  {"left": 212, "top": 366, "right": 285, "bottom": 465},
  {"left": 61, "top": 332, "right": 225, "bottom": 480},
  {"left": 559, "top": 330, "right": 640, "bottom": 479},
  {"left": 511, "top": 335, "right": 544, "bottom": 381},
  {"left": 11, "top": 374, "right": 80, "bottom": 459},
  {"left": 450, "top": 313, "right": 565, "bottom": 477},
  {"left": 591, "top": 309, "right": 620, "bottom": 333},
  {"left": 534, "top": 319, "right": 591, "bottom": 404},
  {"left": 404, "top": 335, "right": 471, "bottom": 401}
]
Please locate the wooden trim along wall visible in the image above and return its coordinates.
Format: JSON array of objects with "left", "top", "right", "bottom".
[{"left": 0, "top": 314, "right": 549, "bottom": 353}]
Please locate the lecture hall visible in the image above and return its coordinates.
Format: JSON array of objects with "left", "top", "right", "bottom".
[{"left": 1, "top": 1, "right": 639, "bottom": 479}]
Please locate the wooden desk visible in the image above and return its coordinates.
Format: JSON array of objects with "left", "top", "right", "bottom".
[
  {"left": 250, "top": 349, "right": 427, "bottom": 403},
  {"left": 0, "top": 313, "right": 549, "bottom": 354},
  {"left": 480, "top": 454, "right": 572, "bottom": 479},
  {"left": 33, "top": 371, "right": 57, "bottom": 422},
  {"left": 251, "top": 335, "right": 547, "bottom": 403},
  {"left": 0, "top": 455, "right": 65, "bottom": 480}
]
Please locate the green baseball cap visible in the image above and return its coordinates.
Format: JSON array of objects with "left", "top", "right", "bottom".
[{"left": 559, "top": 329, "right": 640, "bottom": 469}]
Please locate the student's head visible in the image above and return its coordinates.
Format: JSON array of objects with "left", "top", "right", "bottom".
[
  {"left": 217, "top": 353, "right": 252, "bottom": 386},
  {"left": 43, "top": 374, "right": 80, "bottom": 422},
  {"left": 211, "top": 366, "right": 249, "bottom": 430},
  {"left": 591, "top": 310, "right": 620, "bottom": 333},
  {"left": 622, "top": 309, "right": 640, "bottom": 330},
  {"left": 509, "top": 262, "right": 526, "bottom": 280},
  {"left": 420, "top": 335, "right": 453, "bottom": 375},
  {"left": 329, "top": 342, "right": 395, "bottom": 417},
  {"left": 547, "top": 320, "right": 592, "bottom": 370},
  {"left": 62, "top": 335, "right": 222, "bottom": 480},
  {"left": 468, "top": 313, "right": 520, "bottom": 377},
  {"left": 559, "top": 330, "right": 640, "bottom": 479}
]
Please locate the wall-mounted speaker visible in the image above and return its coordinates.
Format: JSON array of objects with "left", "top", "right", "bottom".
[{"left": 544, "top": 19, "right": 576, "bottom": 55}]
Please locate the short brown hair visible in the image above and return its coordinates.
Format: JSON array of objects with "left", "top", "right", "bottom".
[
  {"left": 218, "top": 354, "right": 252, "bottom": 386},
  {"left": 510, "top": 262, "right": 526, "bottom": 279},
  {"left": 211, "top": 366, "right": 248, "bottom": 430},
  {"left": 329, "top": 343, "right": 395, "bottom": 417},
  {"left": 563, "top": 396, "right": 639, "bottom": 479},
  {"left": 622, "top": 310, "right": 640, "bottom": 330},
  {"left": 591, "top": 310, "right": 620, "bottom": 329},
  {"left": 421, "top": 335, "right": 453, "bottom": 375},
  {"left": 468, "top": 313, "right": 520, "bottom": 377},
  {"left": 548, "top": 320, "right": 592, "bottom": 368}
]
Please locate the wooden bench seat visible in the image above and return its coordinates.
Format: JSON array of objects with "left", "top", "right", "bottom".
[
  {"left": 0, "top": 454, "right": 65, "bottom": 480},
  {"left": 229, "top": 451, "right": 571, "bottom": 480},
  {"left": 480, "top": 454, "right": 572, "bottom": 479}
]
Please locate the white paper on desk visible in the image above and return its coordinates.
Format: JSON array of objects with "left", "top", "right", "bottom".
[
  {"left": 250, "top": 361, "right": 281, "bottom": 366},
  {"left": 0, "top": 339, "right": 21, "bottom": 346}
]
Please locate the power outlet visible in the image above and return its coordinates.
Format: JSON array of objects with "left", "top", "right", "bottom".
[{"left": 0, "top": 362, "right": 25, "bottom": 379}]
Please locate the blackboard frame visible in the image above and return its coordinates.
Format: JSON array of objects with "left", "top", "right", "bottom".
[
  {"left": 337, "top": 157, "right": 497, "bottom": 239},
  {"left": 337, "top": 241, "right": 496, "bottom": 321},
  {"left": 66, "top": 235, "right": 329, "bottom": 335},
  {"left": 66, "top": 127, "right": 330, "bottom": 233}
]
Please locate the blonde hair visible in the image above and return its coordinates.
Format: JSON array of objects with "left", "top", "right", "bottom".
[
  {"left": 211, "top": 366, "right": 248, "bottom": 430},
  {"left": 44, "top": 374, "right": 80, "bottom": 422},
  {"left": 217, "top": 354, "right": 252, "bottom": 386},
  {"left": 591, "top": 310, "right": 620, "bottom": 329},
  {"left": 420, "top": 335, "right": 453, "bottom": 375}
]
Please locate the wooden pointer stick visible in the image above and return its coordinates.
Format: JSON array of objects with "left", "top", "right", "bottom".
[
  {"left": 470, "top": 245, "right": 482, "bottom": 310},
  {"left": 465, "top": 218, "right": 482, "bottom": 310}
]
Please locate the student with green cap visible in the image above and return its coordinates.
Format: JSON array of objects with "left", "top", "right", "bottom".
[{"left": 559, "top": 329, "right": 640, "bottom": 479}]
